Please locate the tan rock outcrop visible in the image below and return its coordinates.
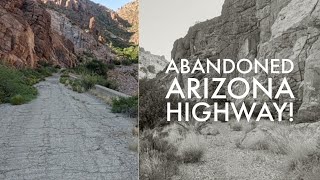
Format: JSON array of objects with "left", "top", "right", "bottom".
[
  {"left": 48, "top": 9, "right": 115, "bottom": 61},
  {"left": 117, "top": 0, "right": 139, "bottom": 45}
]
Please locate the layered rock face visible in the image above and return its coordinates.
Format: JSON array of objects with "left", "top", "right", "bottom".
[
  {"left": 41, "top": 0, "right": 83, "bottom": 10},
  {"left": 168, "top": 0, "right": 320, "bottom": 122},
  {"left": 139, "top": 48, "right": 168, "bottom": 79},
  {"left": 117, "top": 0, "right": 139, "bottom": 45},
  {"left": 41, "top": 0, "right": 135, "bottom": 47},
  {"left": 48, "top": 9, "right": 114, "bottom": 61},
  {"left": 0, "top": 0, "right": 76, "bottom": 68}
]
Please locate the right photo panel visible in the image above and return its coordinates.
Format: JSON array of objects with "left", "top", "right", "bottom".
[{"left": 139, "top": 0, "right": 320, "bottom": 179}]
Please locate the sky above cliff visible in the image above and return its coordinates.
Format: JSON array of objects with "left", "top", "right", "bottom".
[
  {"left": 92, "top": 0, "right": 132, "bottom": 10},
  {"left": 140, "top": 0, "right": 225, "bottom": 60}
]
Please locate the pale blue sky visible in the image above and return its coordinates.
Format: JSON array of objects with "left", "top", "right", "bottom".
[
  {"left": 92, "top": 0, "right": 132, "bottom": 10},
  {"left": 140, "top": 0, "right": 225, "bottom": 60}
]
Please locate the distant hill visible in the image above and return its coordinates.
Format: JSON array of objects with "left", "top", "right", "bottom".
[{"left": 139, "top": 48, "right": 168, "bottom": 79}]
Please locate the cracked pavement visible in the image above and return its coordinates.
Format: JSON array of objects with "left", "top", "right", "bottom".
[{"left": 0, "top": 74, "right": 138, "bottom": 180}]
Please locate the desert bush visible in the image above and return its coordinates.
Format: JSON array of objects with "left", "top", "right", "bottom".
[
  {"left": 230, "top": 122, "right": 243, "bottom": 131},
  {"left": 140, "top": 150, "right": 178, "bottom": 180},
  {"left": 60, "top": 73, "right": 69, "bottom": 78},
  {"left": 106, "top": 63, "right": 115, "bottom": 70},
  {"left": 111, "top": 46, "right": 138, "bottom": 63},
  {"left": 36, "top": 66, "right": 57, "bottom": 77},
  {"left": 85, "top": 60, "right": 108, "bottom": 76},
  {"left": 59, "top": 77, "right": 68, "bottom": 84},
  {"left": 20, "top": 66, "right": 56, "bottom": 86},
  {"left": 178, "top": 132, "right": 205, "bottom": 163},
  {"left": 20, "top": 69, "right": 44, "bottom": 85},
  {"left": 112, "top": 60, "right": 122, "bottom": 66},
  {"left": 0, "top": 89, "right": 5, "bottom": 103},
  {"left": 147, "top": 65, "right": 156, "bottom": 74},
  {"left": 139, "top": 78, "right": 179, "bottom": 130},
  {"left": 140, "top": 124, "right": 207, "bottom": 179},
  {"left": 140, "top": 67, "right": 148, "bottom": 73},
  {"left": 140, "top": 130, "right": 180, "bottom": 180},
  {"left": 82, "top": 74, "right": 106, "bottom": 90},
  {"left": 286, "top": 138, "right": 320, "bottom": 179},
  {"left": 111, "top": 96, "right": 138, "bottom": 117},
  {"left": 0, "top": 65, "right": 38, "bottom": 105},
  {"left": 122, "top": 59, "right": 132, "bottom": 66},
  {"left": 10, "top": 94, "right": 25, "bottom": 105},
  {"left": 103, "top": 80, "right": 118, "bottom": 90},
  {"left": 69, "top": 79, "right": 85, "bottom": 93},
  {"left": 242, "top": 123, "right": 292, "bottom": 154}
]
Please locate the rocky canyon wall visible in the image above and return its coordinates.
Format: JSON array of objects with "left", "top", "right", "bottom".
[
  {"left": 0, "top": 0, "right": 76, "bottom": 68},
  {"left": 168, "top": 0, "right": 320, "bottom": 122}
]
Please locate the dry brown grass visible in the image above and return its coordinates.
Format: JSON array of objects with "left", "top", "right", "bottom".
[
  {"left": 286, "top": 137, "right": 320, "bottom": 179},
  {"left": 139, "top": 150, "right": 178, "bottom": 180},
  {"left": 228, "top": 118, "right": 256, "bottom": 132},
  {"left": 139, "top": 124, "right": 207, "bottom": 179},
  {"left": 139, "top": 129, "right": 180, "bottom": 180},
  {"left": 178, "top": 132, "right": 206, "bottom": 163},
  {"left": 238, "top": 120, "right": 320, "bottom": 179}
]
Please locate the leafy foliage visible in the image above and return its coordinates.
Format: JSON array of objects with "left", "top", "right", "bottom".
[
  {"left": 85, "top": 60, "right": 108, "bottom": 76},
  {"left": 10, "top": 94, "right": 26, "bottom": 105},
  {"left": 0, "top": 66, "right": 36, "bottom": 105},
  {"left": 0, "top": 63, "right": 58, "bottom": 105},
  {"left": 111, "top": 96, "right": 138, "bottom": 117},
  {"left": 139, "top": 78, "right": 179, "bottom": 130},
  {"left": 112, "top": 46, "right": 138, "bottom": 64}
]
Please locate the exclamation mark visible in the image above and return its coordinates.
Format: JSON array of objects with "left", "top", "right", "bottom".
[{"left": 289, "top": 102, "right": 293, "bottom": 122}]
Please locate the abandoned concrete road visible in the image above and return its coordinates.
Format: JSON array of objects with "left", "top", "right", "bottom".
[{"left": 0, "top": 74, "right": 138, "bottom": 180}]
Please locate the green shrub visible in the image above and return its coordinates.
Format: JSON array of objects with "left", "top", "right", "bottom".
[
  {"left": 0, "top": 89, "right": 5, "bottom": 103},
  {"left": 20, "top": 69, "right": 44, "bottom": 85},
  {"left": 85, "top": 60, "right": 108, "bottom": 76},
  {"left": 61, "top": 73, "right": 69, "bottom": 78},
  {"left": 112, "top": 96, "right": 138, "bottom": 117},
  {"left": 106, "top": 63, "right": 115, "bottom": 70},
  {"left": 0, "top": 65, "right": 38, "bottom": 104},
  {"left": 37, "top": 66, "right": 57, "bottom": 77},
  {"left": 113, "top": 60, "right": 122, "bottom": 66},
  {"left": 60, "top": 77, "right": 68, "bottom": 84},
  {"left": 104, "top": 80, "right": 118, "bottom": 90},
  {"left": 10, "top": 94, "right": 26, "bottom": 105},
  {"left": 111, "top": 46, "right": 138, "bottom": 64},
  {"left": 82, "top": 74, "right": 108, "bottom": 90},
  {"left": 122, "top": 59, "right": 132, "bottom": 66}
]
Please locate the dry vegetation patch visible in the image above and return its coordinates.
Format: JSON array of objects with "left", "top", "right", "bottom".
[{"left": 139, "top": 123, "right": 207, "bottom": 180}]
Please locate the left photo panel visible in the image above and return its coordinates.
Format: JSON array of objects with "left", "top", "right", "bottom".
[{"left": 0, "top": 0, "right": 138, "bottom": 179}]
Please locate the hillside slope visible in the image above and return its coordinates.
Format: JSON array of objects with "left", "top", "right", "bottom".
[
  {"left": 117, "top": 0, "right": 139, "bottom": 45},
  {"left": 0, "top": 0, "right": 138, "bottom": 68}
]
